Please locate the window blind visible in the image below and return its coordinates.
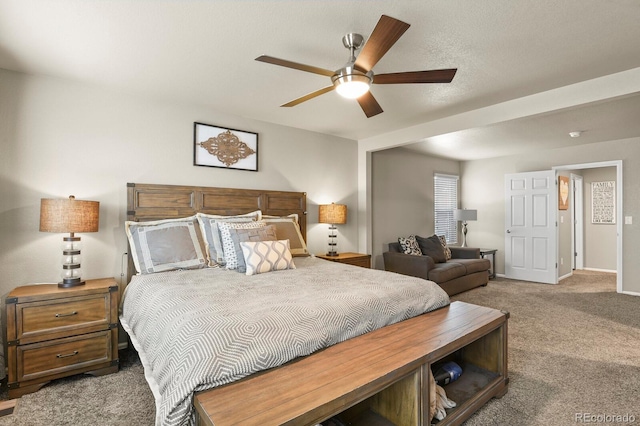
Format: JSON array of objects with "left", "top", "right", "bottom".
[{"left": 434, "top": 173, "right": 459, "bottom": 244}]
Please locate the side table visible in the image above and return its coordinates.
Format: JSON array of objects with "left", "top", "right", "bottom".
[
  {"left": 316, "top": 252, "right": 371, "bottom": 269},
  {"left": 5, "top": 278, "right": 119, "bottom": 398},
  {"left": 479, "top": 249, "right": 497, "bottom": 279}
]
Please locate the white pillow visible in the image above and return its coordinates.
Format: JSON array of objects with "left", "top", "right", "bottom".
[
  {"left": 241, "top": 240, "right": 296, "bottom": 276},
  {"left": 196, "top": 211, "right": 261, "bottom": 266}
]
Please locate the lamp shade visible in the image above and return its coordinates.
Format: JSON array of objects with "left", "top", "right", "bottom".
[
  {"left": 453, "top": 209, "right": 477, "bottom": 222},
  {"left": 318, "top": 203, "right": 347, "bottom": 225},
  {"left": 40, "top": 196, "right": 100, "bottom": 233}
]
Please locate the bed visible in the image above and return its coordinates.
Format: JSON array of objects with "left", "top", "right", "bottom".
[{"left": 120, "top": 183, "right": 508, "bottom": 426}]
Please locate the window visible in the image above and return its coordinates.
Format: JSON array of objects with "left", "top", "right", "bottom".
[{"left": 434, "top": 173, "right": 459, "bottom": 244}]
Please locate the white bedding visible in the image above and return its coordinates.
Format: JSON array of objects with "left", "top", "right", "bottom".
[{"left": 120, "top": 256, "right": 449, "bottom": 426}]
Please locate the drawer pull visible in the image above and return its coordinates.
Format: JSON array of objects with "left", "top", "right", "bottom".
[
  {"left": 55, "top": 311, "right": 78, "bottom": 318},
  {"left": 57, "top": 351, "right": 79, "bottom": 359}
]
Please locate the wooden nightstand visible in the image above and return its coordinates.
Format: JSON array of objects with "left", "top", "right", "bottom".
[
  {"left": 5, "top": 278, "right": 119, "bottom": 398},
  {"left": 316, "top": 252, "right": 371, "bottom": 269}
]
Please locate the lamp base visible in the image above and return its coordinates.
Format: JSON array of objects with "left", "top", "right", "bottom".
[
  {"left": 325, "top": 251, "right": 339, "bottom": 257},
  {"left": 58, "top": 278, "right": 86, "bottom": 288},
  {"left": 461, "top": 222, "right": 468, "bottom": 248}
]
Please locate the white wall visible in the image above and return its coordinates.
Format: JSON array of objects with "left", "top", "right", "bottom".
[
  {"left": 371, "top": 148, "right": 459, "bottom": 270},
  {"left": 0, "top": 68, "right": 359, "bottom": 295},
  {"left": 583, "top": 167, "right": 617, "bottom": 271},
  {"left": 460, "top": 138, "right": 640, "bottom": 293}
]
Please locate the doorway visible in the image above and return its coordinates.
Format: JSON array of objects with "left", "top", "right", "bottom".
[{"left": 554, "top": 161, "right": 623, "bottom": 293}]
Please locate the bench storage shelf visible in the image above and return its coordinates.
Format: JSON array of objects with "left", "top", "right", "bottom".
[{"left": 194, "top": 301, "right": 508, "bottom": 426}]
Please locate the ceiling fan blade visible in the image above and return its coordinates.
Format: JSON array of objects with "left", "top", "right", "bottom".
[
  {"left": 374, "top": 69, "right": 458, "bottom": 84},
  {"left": 281, "top": 86, "right": 335, "bottom": 107},
  {"left": 256, "top": 55, "right": 334, "bottom": 77},
  {"left": 356, "top": 91, "right": 384, "bottom": 118},
  {"left": 354, "top": 15, "right": 410, "bottom": 72}
]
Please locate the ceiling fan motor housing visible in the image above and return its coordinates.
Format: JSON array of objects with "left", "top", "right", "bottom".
[{"left": 342, "top": 33, "right": 365, "bottom": 50}]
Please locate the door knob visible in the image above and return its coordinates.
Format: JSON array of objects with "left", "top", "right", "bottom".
[{"left": 506, "top": 229, "right": 511, "bottom": 233}]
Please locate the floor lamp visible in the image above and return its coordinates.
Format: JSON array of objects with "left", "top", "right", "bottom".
[{"left": 453, "top": 209, "right": 477, "bottom": 248}]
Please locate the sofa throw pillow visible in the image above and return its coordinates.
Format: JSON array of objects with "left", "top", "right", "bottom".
[
  {"left": 398, "top": 235, "right": 422, "bottom": 256},
  {"left": 416, "top": 234, "right": 447, "bottom": 263},
  {"left": 438, "top": 235, "right": 452, "bottom": 261}
]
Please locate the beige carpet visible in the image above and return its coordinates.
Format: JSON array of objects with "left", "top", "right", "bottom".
[
  {"left": 452, "top": 270, "right": 640, "bottom": 425},
  {"left": 1, "top": 270, "right": 638, "bottom": 425}
]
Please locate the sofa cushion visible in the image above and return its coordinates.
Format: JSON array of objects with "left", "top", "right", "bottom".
[
  {"left": 438, "top": 235, "right": 452, "bottom": 261},
  {"left": 453, "top": 258, "right": 491, "bottom": 275},
  {"left": 416, "top": 234, "right": 447, "bottom": 263},
  {"left": 398, "top": 235, "right": 422, "bottom": 255},
  {"left": 428, "top": 262, "right": 467, "bottom": 283}
]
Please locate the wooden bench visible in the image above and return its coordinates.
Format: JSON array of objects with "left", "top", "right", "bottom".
[{"left": 194, "top": 301, "right": 509, "bottom": 426}]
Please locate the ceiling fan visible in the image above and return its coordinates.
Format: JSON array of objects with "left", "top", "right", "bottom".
[{"left": 255, "top": 15, "right": 457, "bottom": 118}]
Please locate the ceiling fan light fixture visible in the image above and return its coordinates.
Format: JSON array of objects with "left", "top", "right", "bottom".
[
  {"left": 332, "top": 67, "right": 372, "bottom": 99},
  {"left": 334, "top": 76, "right": 370, "bottom": 99}
]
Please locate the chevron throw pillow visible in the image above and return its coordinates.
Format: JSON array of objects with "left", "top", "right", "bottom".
[{"left": 241, "top": 240, "right": 296, "bottom": 275}]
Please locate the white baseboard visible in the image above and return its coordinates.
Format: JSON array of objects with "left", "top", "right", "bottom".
[
  {"left": 558, "top": 272, "right": 573, "bottom": 281},
  {"left": 118, "top": 341, "right": 129, "bottom": 350},
  {"left": 622, "top": 290, "right": 640, "bottom": 297},
  {"left": 582, "top": 267, "right": 617, "bottom": 273}
]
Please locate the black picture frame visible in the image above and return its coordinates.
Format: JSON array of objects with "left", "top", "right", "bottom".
[{"left": 193, "top": 122, "right": 258, "bottom": 171}]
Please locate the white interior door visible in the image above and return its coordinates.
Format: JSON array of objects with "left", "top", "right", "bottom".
[{"left": 505, "top": 171, "right": 558, "bottom": 284}]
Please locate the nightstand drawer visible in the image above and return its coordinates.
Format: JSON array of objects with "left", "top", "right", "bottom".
[
  {"left": 316, "top": 252, "right": 371, "bottom": 269},
  {"left": 17, "top": 294, "right": 110, "bottom": 344},
  {"left": 6, "top": 279, "right": 119, "bottom": 398},
  {"left": 345, "top": 257, "right": 372, "bottom": 268},
  {"left": 17, "top": 330, "right": 113, "bottom": 382}
]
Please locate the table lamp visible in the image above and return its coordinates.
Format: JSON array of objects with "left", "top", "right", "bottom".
[
  {"left": 453, "top": 209, "right": 477, "bottom": 248},
  {"left": 40, "top": 195, "right": 100, "bottom": 287},
  {"left": 318, "top": 203, "right": 347, "bottom": 256}
]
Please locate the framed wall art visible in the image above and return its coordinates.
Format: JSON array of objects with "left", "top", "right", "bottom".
[
  {"left": 591, "top": 181, "right": 615, "bottom": 224},
  {"left": 194, "top": 122, "right": 258, "bottom": 171},
  {"left": 558, "top": 175, "right": 569, "bottom": 210}
]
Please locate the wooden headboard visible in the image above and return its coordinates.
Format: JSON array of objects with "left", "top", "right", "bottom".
[{"left": 126, "top": 182, "right": 307, "bottom": 282}]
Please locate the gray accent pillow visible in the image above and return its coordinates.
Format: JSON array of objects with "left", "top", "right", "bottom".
[
  {"left": 228, "top": 225, "right": 278, "bottom": 273},
  {"left": 125, "top": 216, "right": 207, "bottom": 274},
  {"left": 416, "top": 234, "right": 447, "bottom": 263},
  {"left": 217, "top": 221, "right": 267, "bottom": 270},
  {"left": 196, "top": 211, "right": 261, "bottom": 266}
]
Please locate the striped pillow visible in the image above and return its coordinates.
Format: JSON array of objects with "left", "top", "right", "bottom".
[{"left": 240, "top": 240, "right": 296, "bottom": 275}]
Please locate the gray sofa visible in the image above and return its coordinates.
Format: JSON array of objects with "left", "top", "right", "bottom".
[{"left": 383, "top": 242, "right": 490, "bottom": 296}]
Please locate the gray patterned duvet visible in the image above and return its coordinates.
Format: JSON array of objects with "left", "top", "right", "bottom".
[{"left": 120, "top": 256, "right": 449, "bottom": 426}]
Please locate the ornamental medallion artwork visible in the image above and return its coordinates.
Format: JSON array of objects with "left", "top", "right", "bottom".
[
  {"left": 194, "top": 123, "right": 258, "bottom": 171},
  {"left": 199, "top": 130, "right": 256, "bottom": 167}
]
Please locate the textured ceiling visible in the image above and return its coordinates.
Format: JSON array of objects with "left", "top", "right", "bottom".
[{"left": 1, "top": 0, "right": 639, "bottom": 159}]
